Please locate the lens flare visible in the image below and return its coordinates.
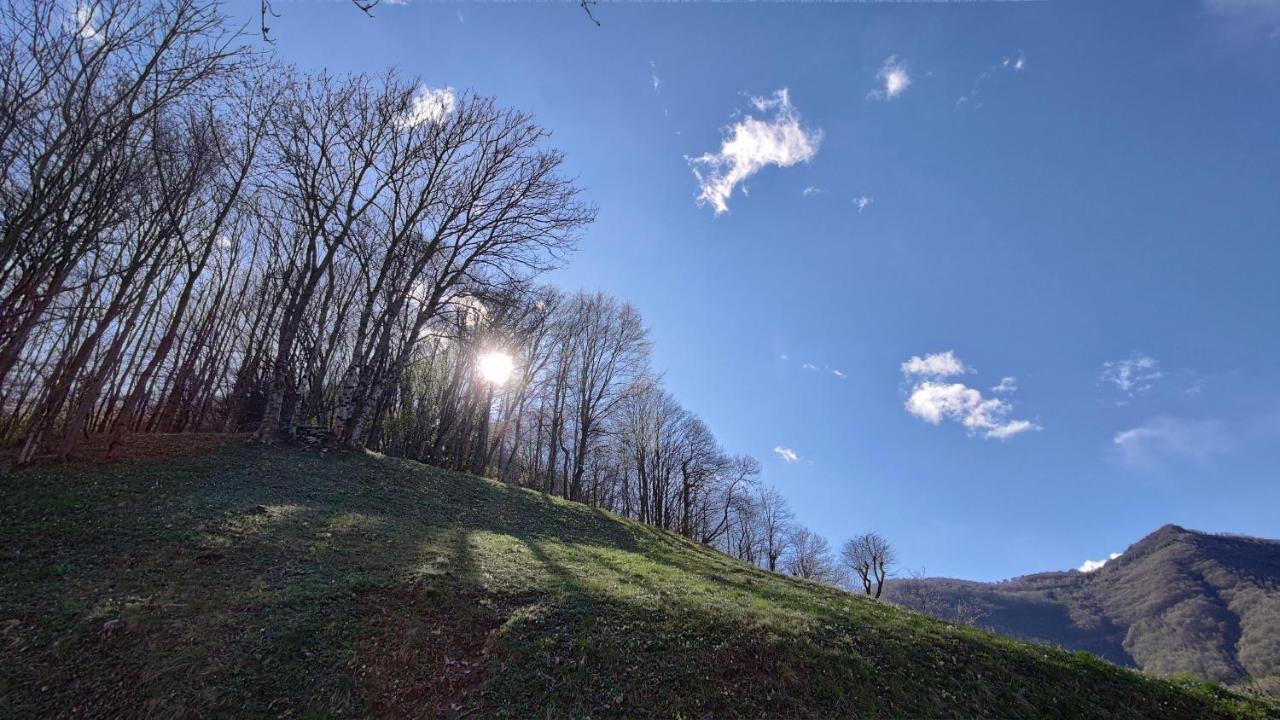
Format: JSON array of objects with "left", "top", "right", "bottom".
[{"left": 478, "top": 351, "right": 514, "bottom": 385}]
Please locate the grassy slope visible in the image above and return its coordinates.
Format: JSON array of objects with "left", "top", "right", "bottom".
[{"left": 1, "top": 441, "right": 1276, "bottom": 719}]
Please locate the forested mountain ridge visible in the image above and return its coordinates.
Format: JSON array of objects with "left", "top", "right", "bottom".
[
  {"left": 886, "top": 525, "right": 1280, "bottom": 688},
  {"left": 2, "top": 441, "right": 1276, "bottom": 718}
]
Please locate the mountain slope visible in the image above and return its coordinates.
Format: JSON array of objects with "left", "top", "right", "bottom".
[
  {"left": 2, "top": 440, "right": 1275, "bottom": 718},
  {"left": 886, "top": 525, "right": 1280, "bottom": 687}
]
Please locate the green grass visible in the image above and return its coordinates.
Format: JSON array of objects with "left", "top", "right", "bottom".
[{"left": 1, "top": 441, "right": 1276, "bottom": 718}]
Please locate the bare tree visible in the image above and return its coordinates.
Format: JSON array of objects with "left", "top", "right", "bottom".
[
  {"left": 756, "top": 485, "right": 795, "bottom": 573},
  {"left": 699, "top": 454, "right": 759, "bottom": 548},
  {"left": 786, "top": 526, "right": 843, "bottom": 586},
  {"left": 1, "top": 0, "right": 248, "bottom": 462},
  {"left": 840, "top": 532, "right": 896, "bottom": 598},
  {"left": 950, "top": 598, "right": 988, "bottom": 627},
  {"left": 331, "top": 89, "right": 593, "bottom": 451},
  {"left": 249, "top": 71, "right": 407, "bottom": 443},
  {"left": 890, "top": 569, "right": 988, "bottom": 627},
  {"left": 561, "top": 293, "right": 649, "bottom": 502}
]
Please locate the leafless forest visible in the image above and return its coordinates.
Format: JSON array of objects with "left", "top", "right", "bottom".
[{"left": 0, "top": 0, "right": 898, "bottom": 583}]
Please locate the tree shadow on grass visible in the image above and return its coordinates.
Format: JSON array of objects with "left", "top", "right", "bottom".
[{"left": 3, "top": 444, "right": 1273, "bottom": 720}]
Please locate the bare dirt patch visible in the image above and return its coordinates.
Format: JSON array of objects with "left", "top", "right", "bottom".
[
  {"left": 1, "top": 432, "right": 247, "bottom": 468},
  {"left": 357, "top": 585, "right": 506, "bottom": 719}
]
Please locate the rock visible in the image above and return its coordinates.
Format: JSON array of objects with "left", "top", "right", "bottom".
[{"left": 294, "top": 425, "right": 335, "bottom": 449}]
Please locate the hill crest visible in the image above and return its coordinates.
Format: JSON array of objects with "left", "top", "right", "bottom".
[{"left": 2, "top": 443, "right": 1276, "bottom": 717}]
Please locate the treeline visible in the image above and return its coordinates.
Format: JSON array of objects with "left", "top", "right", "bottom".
[
  {"left": 372, "top": 284, "right": 900, "bottom": 586},
  {"left": 0, "top": 0, "right": 891, "bottom": 584},
  {"left": 370, "top": 287, "right": 755, "bottom": 544}
]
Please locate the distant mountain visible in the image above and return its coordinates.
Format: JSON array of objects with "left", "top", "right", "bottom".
[{"left": 886, "top": 525, "right": 1280, "bottom": 686}]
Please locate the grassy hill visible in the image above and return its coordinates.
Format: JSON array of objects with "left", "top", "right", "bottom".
[
  {"left": 2, "top": 440, "right": 1276, "bottom": 718},
  {"left": 885, "top": 525, "right": 1280, "bottom": 690}
]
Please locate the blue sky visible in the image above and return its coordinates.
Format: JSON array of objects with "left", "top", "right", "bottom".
[{"left": 240, "top": 0, "right": 1280, "bottom": 581}]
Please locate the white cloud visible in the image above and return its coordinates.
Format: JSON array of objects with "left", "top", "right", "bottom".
[
  {"left": 802, "top": 185, "right": 825, "bottom": 197},
  {"left": 650, "top": 60, "right": 662, "bottom": 92},
  {"left": 400, "top": 86, "right": 456, "bottom": 128},
  {"left": 801, "top": 362, "right": 819, "bottom": 371},
  {"left": 904, "top": 381, "right": 1038, "bottom": 440},
  {"left": 991, "top": 376, "right": 1018, "bottom": 394},
  {"left": 1078, "top": 552, "right": 1122, "bottom": 573},
  {"left": 74, "top": 3, "right": 101, "bottom": 41},
  {"left": 905, "top": 382, "right": 980, "bottom": 424},
  {"left": 869, "top": 56, "right": 911, "bottom": 101},
  {"left": 902, "top": 352, "right": 1037, "bottom": 440},
  {"left": 689, "top": 89, "right": 822, "bottom": 215},
  {"left": 1100, "top": 354, "right": 1161, "bottom": 395},
  {"left": 853, "top": 195, "right": 873, "bottom": 213},
  {"left": 832, "top": 369, "right": 847, "bottom": 379},
  {"left": 1113, "top": 416, "right": 1234, "bottom": 467},
  {"left": 773, "top": 446, "right": 799, "bottom": 463},
  {"left": 901, "top": 350, "right": 968, "bottom": 379}
]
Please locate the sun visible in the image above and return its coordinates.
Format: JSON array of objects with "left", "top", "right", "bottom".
[{"left": 477, "top": 351, "right": 514, "bottom": 385}]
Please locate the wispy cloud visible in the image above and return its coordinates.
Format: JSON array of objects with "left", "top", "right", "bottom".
[
  {"left": 958, "top": 51, "right": 1026, "bottom": 109},
  {"left": 1113, "top": 416, "right": 1234, "bottom": 467},
  {"left": 689, "top": 89, "right": 822, "bottom": 215},
  {"left": 902, "top": 352, "right": 1038, "bottom": 440},
  {"left": 649, "top": 60, "right": 662, "bottom": 92},
  {"left": 868, "top": 56, "right": 911, "bottom": 101},
  {"left": 1100, "top": 354, "right": 1161, "bottom": 396},
  {"left": 1205, "top": 0, "right": 1280, "bottom": 38},
  {"left": 991, "top": 376, "right": 1018, "bottom": 394},
  {"left": 853, "top": 195, "right": 873, "bottom": 213},
  {"left": 986, "top": 419, "right": 1037, "bottom": 440},
  {"left": 773, "top": 446, "right": 800, "bottom": 463},
  {"left": 1078, "top": 552, "right": 1121, "bottom": 573},
  {"left": 797, "top": 360, "right": 849, "bottom": 382},
  {"left": 802, "top": 185, "right": 825, "bottom": 197}
]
